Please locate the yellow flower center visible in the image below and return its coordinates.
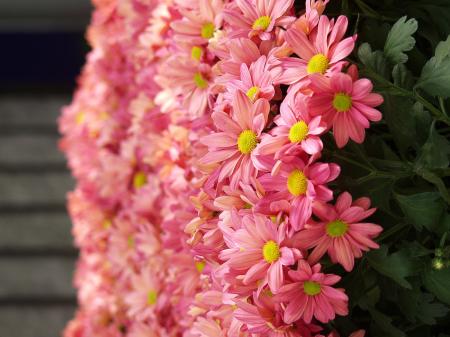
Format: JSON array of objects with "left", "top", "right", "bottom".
[
  {"left": 262, "top": 240, "right": 280, "bottom": 263},
  {"left": 332, "top": 93, "right": 352, "bottom": 112},
  {"left": 102, "top": 219, "right": 112, "bottom": 229},
  {"left": 303, "top": 281, "right": 321, "bottom": 296},
  {"left": 195, "top": 261, "right": 206, "bottom": 273},
  {"left": 75, "top": 112, "right": 85, "bottom": 125},
  {"left": 193, "top": 72, "right": 208, "bottom": 89},
  {"left": 147, "top": 290, "right": 158, "bottom": 306},
  {"left": 287, "top": 169, "right": 307, "bottom": 196},
  {"left": 201, "top": 22, "right": 215, "bottom": 39},
  {"left": 307, "top": 53, "right": 329, "bottom": 74},
  {"left": 191, "top": 46, "right": 203, "bottom": 61},
  {"left": 326, "top": 220, "right": 348, "bottom": 237},
  {"left": 133, "top": 171, "right": 147, "bottom": 189},
  {"left": 252, "top": 16, "right": 271, "bottom": 30},
  {"left": 127, "top": 235, "right": 134, "bottom": 248},
  {"left": 237, "top": 129, "right": 258, "bottom": 154},
  {"left": 288, "top": 121, "right": 309, "bottom": 143},
  {"left": 246, "top": 86, "right": 260, "bottom": 102}
]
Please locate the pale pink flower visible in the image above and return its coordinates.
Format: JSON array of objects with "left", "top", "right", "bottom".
[
  {"left": 225, "top": 55, "right": 277, "bottom": 103},
  {"left": 199, "top": 91, "right": 269, "bottom": 188},
  {"left": 308, "top": 72, "right": 384, "bottom": 147},
  {"left": 223, "top": 0, "right": 295, "bottom": 40},
  {"left": 257, "top": 94, "right": 326, "bottom": 158},
  {"left": 171, "top": 0, "right": 224, "bottom": 45},
  {"left": 276, "top": 260, "right": 348, "bottom": 324},
  {"left": 258, "top": 157, "right": 340, "bottom": 231},
  {"left": 219, "top": 213, "right": 301, "bottom": 292},
  {"left": 278, "top": 15, "right": 356, "bottom": 85},
  {"left": 124, "top": 268, "right": 163, "bottom": 321},
  {"left": 294, "top": 192, "right": 382, "bottom": 271}
]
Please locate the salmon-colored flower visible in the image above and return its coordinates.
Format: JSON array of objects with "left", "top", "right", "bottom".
[
  {"left": 200, "top": 91, "right": 269, "bottom": 188},
  {"left": 279, "top": 15, "right": 356, "bottom": 85},
  {"left": 219, "top": 213, "right": 301, "bottom": 292},
  {"left": 294, "top": 192, "right": 382, "bottom": 271},
  {"left": 276, "top": 260, "right": 348, "bottom": 324},
  {"left": 308, "top": 72, "right": 383, "bottom": 147},
  {"left": 258, "top": 158, "right": 340, "bottom": 231},
  {"left": 224, "top": 0, "right": 295, "bottom": 40}
]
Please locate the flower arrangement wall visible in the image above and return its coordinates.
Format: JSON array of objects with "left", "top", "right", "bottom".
[{"left": 60, "top": 1, "right": 450, "bottom": 336}]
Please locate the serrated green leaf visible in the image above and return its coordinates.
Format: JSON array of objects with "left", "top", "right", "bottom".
[
  {"left": 384, "top": 16, "right": 418, "bottom": 64},
  {"left": 395, "top": 192, "right": 445, "bottom": 232},
  {"left": 399, "top": 290, "right": 449, "bottom": 325},
  {"left": 392, "top": 64, "right": 414, "bottom": 89},
  {"left": 358, "top": 43, "right": 390, "bottom": 79},
  {"left": 416, "top": 36, "right": 450, "bottom": 97},
  {"left": 415, "top": 121, "right": 450, "bottom": 170},
  {"left": 367, "top": 245, "right": 419, "bottom": 289},
  {"left": 423, "top": 266, "right": 450, "bottom": 305},
  {"left": 369, "top": 306, "right": 406, "bottom": 337}
]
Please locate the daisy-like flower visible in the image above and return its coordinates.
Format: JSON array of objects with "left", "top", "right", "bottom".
[
  {"left": 171, "top": 0, "right": 224, "bottom": 45},
  {"left": 258, "top": 157, "right": 340, "bottom": 231},
  {"left": 278, "top": 15, "right": 356, "bottom": 85},
  {"left": 219, "top": 213, "right": 301, "bottom": 292},
  {"left": 257, "top": 94, "right": 326, "bottom": 158},
  {"left": 308, "top": 72, "right": 384, "bottom": 147},
  {"left": 223, "top": 0, "right": 295, "bottom": 40},
  {"left": 199, "top": 91, "right": 269, "bottom": 188},
  {"left": 124, "top": 268, "right": 163, "bottom": 321},
  {"left": 225, "top": 55, "right": 277, "bottom": 104},
  {"left": 276, "top": 260, "right": 348, "bottom": 324},
  {"left": 294, "top": 192, "right": 382, "bottom": 271},
  {"left": 158, "top": 56, "right": 213, "bottom": 117}
]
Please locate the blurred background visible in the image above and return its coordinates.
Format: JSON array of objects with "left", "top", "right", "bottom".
[{"left": 0, "top": 1, "right": 91, "bottom": 336}]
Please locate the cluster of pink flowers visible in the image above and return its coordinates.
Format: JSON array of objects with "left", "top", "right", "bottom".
[{"left": 60, "top": 1, "right": 384, "bottom": 336}]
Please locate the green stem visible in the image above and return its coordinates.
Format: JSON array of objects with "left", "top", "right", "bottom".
[{"left": 378, "top": 222, "right": 408, "bottom": 242}]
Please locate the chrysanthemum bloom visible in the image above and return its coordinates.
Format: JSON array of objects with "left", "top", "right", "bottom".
[
  {"left": 200, "top": 91, "right": 269, "bottom": 188},
  {"left": 258, "top": 157, "right": 340, "bottom": 230},
  {"left": 171, "top": 0, "right": 224, "bottom": 45},
  {"left": 293, "top": 0, "right": 329, "bottom": 35},
  {"left": 294, "top": 192, "right": 382, "bottom": 271},
  {"left": 157, "top": 56, "right": 213, "bottom": 117},
  {"left": 219, "top": 213, "right": 301, "bottom": 292},
  {"left": 276, "top": 261, "right": 348, "bottom": 324},
  {"left": 225, "top": 55, "right": 277, "bottom": 104},
  {"left": 257, "top": 94, "right": 326, "bottom": 158},
  {"left": 278, "top": 15, "right": 356, "bottom": 85},
  {"left": 308, "top": 72, "right": 383, "bottom": 147},
  {"left": 223, "top": 0, "right": 295, "bottom": 40},
  {"left": 124, "top": 267, "right": 164, "bottom": 321}
]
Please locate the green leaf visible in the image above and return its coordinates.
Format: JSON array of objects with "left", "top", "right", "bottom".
[
  {"left": 358, "top": 43, "right": 390, "bottom": 79},
  {"left": 415, "top": 121, "right": 450, "bottom": 170},
  {"left": 422, "top": 265, "right": 450, "bottom": 305},
  {"left": 392, "top": 64, "right": 414, "bottom": 89},
  {"left": 416, "top": 36, "right": 450, "bottom": 97},
  {"left": 367, "top": 245, "right": 419, "bottom": 289},
  {"left": 395, "top": 192, "right": 445, "bottom": 232},
  {"left": 384, "top": 16, "right": 418, "bottom": 64},
  {"left": 398, "top": 290, "right": 449, "bottom": 325},
  {"left": 368, "top": 306, "right": 406, "bottom": 337}
]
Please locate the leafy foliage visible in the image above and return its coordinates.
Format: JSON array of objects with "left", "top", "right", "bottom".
[{"left": 322, "top": 1, "right": 450, "bottom": 335}]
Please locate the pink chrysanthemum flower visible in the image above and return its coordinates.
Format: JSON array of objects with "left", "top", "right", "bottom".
[
  {"left": 294, "top": 192, "right": 382, "bottom": 271},
  {"left": 225, "top": 55, "right": 277, "bottom": 104},
  {"left": 200, "top": 91, "right": 269, "bottom": 188},
  {"left": 278, "top": 15, "right": 356, "bottom": 85},
  {"left": 308, "top": 72, "right": 384, "bottom": 147},
  {"left": 293, "top": 0, "right": 329, "bottom": 35},
  {"left": 223, "top": 0, "right": 295, "bottom": 40},
  {"left": 171, "top": 0, "right": 224, "bottom": 45},
  {"left": 124, "top": 268, "right": 163, "bottom": 321},
  {"left": 257, "top": 94, "right": 326, "bottom": 158},
  {"left": 158, "top": 56, "right": 213, "bottom": 117},
  {"left": 276, "top": 260, "right": 348, "bottom": 324},
  {"left": 258, "top": 158, "right": 340, "bottom": 231},
  {"left": 219, "top": 213, "right": 301, "bottom": 292}
]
